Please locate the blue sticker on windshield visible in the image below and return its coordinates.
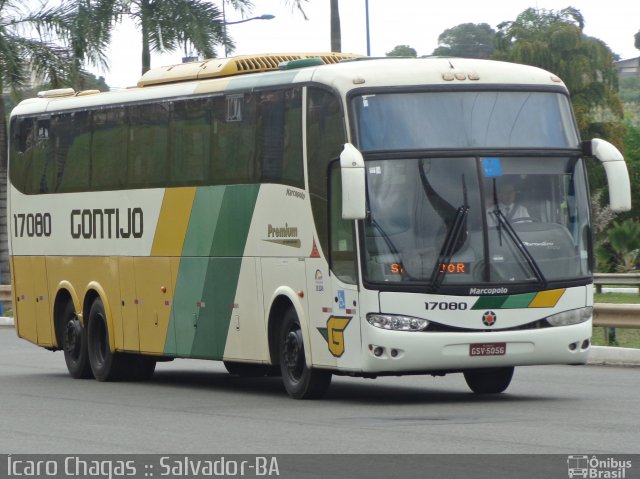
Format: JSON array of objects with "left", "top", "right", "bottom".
[{"left": 481, "top": 158, "right": 503, "bottom": 177}]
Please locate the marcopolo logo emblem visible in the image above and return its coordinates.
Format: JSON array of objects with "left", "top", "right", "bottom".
[{"left": 482, "top": 311, "right": 497, "bottom": 327}]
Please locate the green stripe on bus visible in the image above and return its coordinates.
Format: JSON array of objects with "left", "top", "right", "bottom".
[
  {"left": 166, "top": 184, "right": 260, "bottom": 358},
  {"left": 501, "top": 293, "right": 537, "bottom": 309},
  {"left": 471, "top": 296, "right": 508, "bottom": 309},
  {"left": 472, "top": 292, "right": 539, "bottom": 310}
]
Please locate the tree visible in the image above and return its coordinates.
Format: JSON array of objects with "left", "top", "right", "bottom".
[
  {"left": 386, "top": 45, "right": 417, "bottom": 57},
  {"left": 494, "top": 8, "right": 623, "bottom": 143},
  {"left": 0, "top": 1, "right": 78, "bottom": 283},
  {"left": 64, "top": 0, "right": 117, "bottom": 89},
  {"left": 432, "top": 23, "right": 496, "bottom": 59},
  {"left": 330, "top": 0, "right": 340, "bottom": 52},
  {"left": 607, "top": 220, "right": 640, "bottom": 272},
  {"left": 284, "top": 0, "right": 341, "bottom": 52},
  {"left": 112, "top": 0, "right": 232, "bottom": 75},
  {"left": 635, "top": 30, "right": 640, "bottom": 51}
]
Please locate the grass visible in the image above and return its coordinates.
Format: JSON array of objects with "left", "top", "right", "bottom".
[{"left": 593, "top": 291, "right": 640, "bottom": 347}]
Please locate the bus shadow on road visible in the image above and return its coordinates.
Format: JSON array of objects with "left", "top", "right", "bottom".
[{"left": 146, "top": 367, "right": 565, "bottom": 405}]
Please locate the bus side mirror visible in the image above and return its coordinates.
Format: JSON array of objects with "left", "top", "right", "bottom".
[
  {"left": 583, "top": 139, "right": 631, "bottom": 212},
  {"left": 339, "top": 143, "right": 366, "bottom": 220}
]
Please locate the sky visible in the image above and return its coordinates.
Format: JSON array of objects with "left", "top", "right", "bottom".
[{"left": 92, "top": 0, "right": 640, "bottom": 89}]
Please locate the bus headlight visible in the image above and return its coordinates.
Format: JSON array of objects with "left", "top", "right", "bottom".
[
  {"left": 546, "top": 307, "right": 593, "bottom": 327},
  {"left": 367, "top": 314, "right": 429, "bottom": 331}
]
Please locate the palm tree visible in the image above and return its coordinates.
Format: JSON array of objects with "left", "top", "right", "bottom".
[
  {"left": 284, "top": 0, "right": 341, "bottom": 52},
  {"left": 0, "top": 1, "right": 77, "bottom": 284},
  {"left": 111, "top": 0, "right": 230, "bottom": 75},
  {"left": 64, "top": 0, "right": 117, "bottom": 89}
]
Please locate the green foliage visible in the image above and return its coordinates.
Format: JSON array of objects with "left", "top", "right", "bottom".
[
  {"left": 605, "top": 220, "right": 640, "bottom": 272},
  {"left": 432, "top": 23, "right": 495, "bottom": 59},
  {"left": 0, "top": 1, "right": 76, "bottom": 93},
  {"left": 386, "top": 45, "right": 417, "bottom": 57},
  {"left": 635, "top": 30, "right": 640, "bottom": 50}
]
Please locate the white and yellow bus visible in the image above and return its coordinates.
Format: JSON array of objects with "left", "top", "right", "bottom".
[{"left": 8, "top": 53, "right": 631, "bottom": 398}]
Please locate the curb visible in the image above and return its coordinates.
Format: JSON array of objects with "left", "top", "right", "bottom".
[
  {"left": 588, "top": 345, "right": 640, "bottom": 366},
  {"left": 0, "top": 317, "right": 14, "bottom": 327}
]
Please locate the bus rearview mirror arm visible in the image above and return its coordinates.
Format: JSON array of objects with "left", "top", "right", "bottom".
[
  {"left": 340, "top": 143, "right": 367, "bottom": 220},
  {"left": 582, "top": 139, "right": 631, "bottom": 212}
]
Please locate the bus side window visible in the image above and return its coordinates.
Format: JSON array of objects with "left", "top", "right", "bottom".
[
  {"left": 329, "top": 162, "right": 356, "bottom": 284},
  {"left": 55, "top": 111, "right": 91, "bottom": 192},
  {"left": 256, "top": 87, "right": 303, "bottom": 188},
  {"left": 9, "top": 117, "right": 36, "bottom": 193},
  {"left": 24, "top": 117, "right": 51, "bottom": 194},
  {"left": 170, "top": 97, "right": 211, "bottom": 186},
  {"left": 128, "top": 102, "right": 169, "bottom": 188},
  {"left": 92, "top": 107, "right": 127, "bottom": 190},
  {"left": 212, "top": 93, "right": 257, "bottom": 185}
]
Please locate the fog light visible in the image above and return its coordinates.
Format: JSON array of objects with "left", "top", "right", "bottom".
[
  {"left": 569, "top": 342, "right": 578, "bottom": 351},
  {"left": 373, "top": 346, "right": 384, "bottom": 357},
  {"left": 581, "top": 339, "right": 590, "bottom": 350},
  {"left": 390, "top": 349, "right": 398, "bottom": 358}
]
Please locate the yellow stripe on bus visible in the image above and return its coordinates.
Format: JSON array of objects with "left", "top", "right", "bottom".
[
  {"left": 528, "top": 288, "right": 566, "bottom": 308},
  {"left": 151, "top": 187, "right": 197, "bottom": 257}
]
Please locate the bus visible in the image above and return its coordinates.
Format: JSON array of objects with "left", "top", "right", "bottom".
[{"left": 8, "top": 53, "right": 631, "bottom": 399}]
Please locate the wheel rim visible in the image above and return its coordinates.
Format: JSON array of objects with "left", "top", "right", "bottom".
[
  {"left": 283, "top": 326, "right": 305, "bottom": 382},
  {"left": 63, "top": 319, "right": 82, "bottom": 359}
]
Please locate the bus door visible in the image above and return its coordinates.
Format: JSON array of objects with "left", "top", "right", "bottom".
[{"left": 311, "top": 163, "right": 361, "bottom": 368}]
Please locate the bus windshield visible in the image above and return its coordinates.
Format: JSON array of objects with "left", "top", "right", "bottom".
[
  {"left": 363, "top": 156, "right": 591, "bottom": 290},
  {"left": 354, "top": 90, "right": 579, "bottom": 150}
]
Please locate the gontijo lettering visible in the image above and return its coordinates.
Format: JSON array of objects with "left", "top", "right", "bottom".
[{"left": 70, "top": 207, "right": 143, "bottom": 239}]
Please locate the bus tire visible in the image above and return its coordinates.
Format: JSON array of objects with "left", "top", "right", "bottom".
[
  {"left": 463, "top": 367, "right": 514, "bottom": 394},
  {"left": 87, "top": 297, "right": 126, "bottom": 381},
  {"left": 61, "top": 301, "right": 93, "bottom": 379},
  {"left": 279, "top": 308, "right": 331, "bottom": 399}
]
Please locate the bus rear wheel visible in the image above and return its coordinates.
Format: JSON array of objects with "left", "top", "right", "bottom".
[
  {"left": 87, "top": 297, "right": 126, "bottom": 381},
  {"left": 279, "top": 308, "right": 331, "bottom": 399},
  {"left": 61, "top": 301, "right": 93, "bottom": 379},
  {"left": 463, "top": 367, "right": 514, "bottom": 394}
]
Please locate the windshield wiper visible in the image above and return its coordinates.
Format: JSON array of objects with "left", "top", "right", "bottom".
[
  {"left": 428, "top": 175, "right": 469, "bottom": 292},
  {"left": 492, "top": 207, "right": 548, "bottom": 288}
]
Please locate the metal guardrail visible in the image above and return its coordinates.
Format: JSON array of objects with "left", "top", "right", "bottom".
[
  {"left": 1, "top": 285, "right": 638, "bottom": 327},
  {"left": 593, "top": 273, "right": 640, "bottom": 294},
  {"left": 593, "top": 303, "right": 640, "bottom": 329}
]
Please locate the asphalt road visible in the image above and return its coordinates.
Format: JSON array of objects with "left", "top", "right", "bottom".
[{"left": 1, "top": 326, "right": 639, "bottom": 456}]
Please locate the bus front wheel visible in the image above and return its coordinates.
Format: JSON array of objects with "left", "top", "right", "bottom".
[
  {"left": 463, "top": 367, "right": 514, "bottom": 394},
  {"left": 87, "top": 297, "right": 126, "bottom": 381},
  {"left": 279, "top": 308, "right": 331, "bottom": 399},
  {"left": 61, "top": 301, "right": 93, "bottom": 379}
]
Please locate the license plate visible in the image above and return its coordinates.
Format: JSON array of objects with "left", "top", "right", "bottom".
[{"left": 469, "top": 342, "right": 506, "bottom": 356}]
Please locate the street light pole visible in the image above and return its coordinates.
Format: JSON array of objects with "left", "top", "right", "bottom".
[
  {"left": 365, "top": 0, "right": 370, "bottom": 56},
  {"left": 222, "top": 0, "right": 275, "bottom": 57}
]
